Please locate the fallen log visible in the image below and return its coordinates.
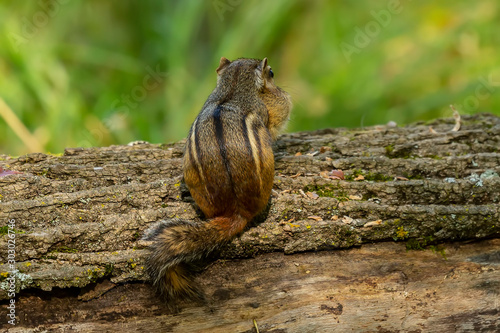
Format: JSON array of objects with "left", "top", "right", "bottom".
[{"left": 1, "top": 113, "right": 499, "bottom": 332}]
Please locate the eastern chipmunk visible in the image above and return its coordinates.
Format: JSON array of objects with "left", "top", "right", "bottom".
[{"left": 145, "top": 57, "right": 292, "bottom": 308}]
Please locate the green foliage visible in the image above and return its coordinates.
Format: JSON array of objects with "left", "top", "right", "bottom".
[{"left": 0, "top": 1, "right": 499, "bottom": 155}]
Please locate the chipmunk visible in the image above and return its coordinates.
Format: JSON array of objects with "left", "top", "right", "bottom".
[{"left": 145, "top": 57, "right": 292, "bottom": 308}]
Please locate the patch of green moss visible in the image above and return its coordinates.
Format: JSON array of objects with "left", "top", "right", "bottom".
[
  {"left": 304, "top": 185, "right": 349, "bottom": 201},
  {"left": 385, "top": 145, "right": 413, "bottom": 159},
  {"left": 405, "top": 235, "right": 435, "bottom": 250},
  {"left": 53, "top": 246, "right": 79, "bottom": 253},
  {"left": 430, "top": 245, "right": 447, "bottom": 260},
  {"left": 366, "top": 172, "right": 393, "bottom": 182},
  {"left": 406, "top": 239, "right": 425, "bottom": 250},
  {"left": 407, "top": 232, "right": 446, "bottom": 259},
  {"left": 0, "top": 226, "right": 8, "bottom": 235},
  {"left": 427, "top": 154, "right": 443, "bottom": 160},
  {"left": 403, "top": 172, "right": 425, "bottom": 180},
  {"left": 0, "top": 226, "right": 25, "bottom": 235},
  {"left": 346, "top": 169, "right": 363, "bottom": 180},
  {"left": 104, "top": 264, "right": 114, "bottom": 275}
]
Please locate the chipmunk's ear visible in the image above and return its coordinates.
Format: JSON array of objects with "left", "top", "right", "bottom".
[
  {"left": 258, "top": 58, "right": 268, "bottom": 74},
  {"left": 255, "top": 58, "right": 269, "bottom": 88},
  {"left": 216, "top": 57, "right": 231, "bottom": 74}
]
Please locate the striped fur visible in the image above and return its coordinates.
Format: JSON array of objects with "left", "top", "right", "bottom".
[
  {"left": 146, "top": 57, "right": 292, "bottom": 310},
  {"left": 245, "top": 112, "right": 263, "bottom": 191}
]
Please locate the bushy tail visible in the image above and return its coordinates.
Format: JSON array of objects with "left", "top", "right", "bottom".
[{"left": 145, "top": 215, "right": 247, "bottom": 308}]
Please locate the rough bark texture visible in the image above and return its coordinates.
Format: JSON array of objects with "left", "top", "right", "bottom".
[{"left": 1, "top": 113, "right": 499, "bottom": 332}]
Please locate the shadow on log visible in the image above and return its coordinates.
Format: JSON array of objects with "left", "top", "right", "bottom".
[{"left": 1, "top": 113, "right": 499, "bottom": 332}]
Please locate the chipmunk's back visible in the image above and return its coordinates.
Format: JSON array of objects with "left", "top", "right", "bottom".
[{"left": 184, "top": 101, "right": 274, "bottom": 221}]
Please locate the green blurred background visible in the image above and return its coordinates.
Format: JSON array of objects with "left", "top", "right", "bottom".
[{"left": 1, "top": 0, "right": 499, "bottom": 156}]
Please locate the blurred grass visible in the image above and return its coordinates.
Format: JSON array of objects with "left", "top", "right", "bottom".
[{"left": 0, "top": 0, "right": 499, "bottom": 156}]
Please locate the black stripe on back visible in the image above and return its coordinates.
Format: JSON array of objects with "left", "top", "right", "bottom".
[
  {"left": 194, "top": 118, "right": 204, "bottom": 170},
  {"left": 186, "top": 125, "right": 193, "bottom": 159},
  {"left": 213, "top": 105, "right": 234, "bottom": 187}
]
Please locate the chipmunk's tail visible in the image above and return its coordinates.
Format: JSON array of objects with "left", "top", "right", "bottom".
[{"left": 145, "top": 215, "right": 248, "bottom": 308}]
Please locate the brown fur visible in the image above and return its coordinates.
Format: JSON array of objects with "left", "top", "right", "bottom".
[{"left": 146, "top": 57, "right": 292, "bottom": 309}]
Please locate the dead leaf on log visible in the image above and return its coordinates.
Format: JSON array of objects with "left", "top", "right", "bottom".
[
  {"left": 364, "top": 220, "right": 382, "bottom": 228},
  {"left": 0, "top": 166, "right": 23, "bottom": 177},
  {"left": 342, "top": 216, "right": 354, "bottom": 224},
  {"left": 429, "top": 105, "right": 461, "bottom": 134},
  {"left": 322, "top": 169, "right": 344, "bottom": 180},
  {"left": 451, "top": 104, "right": 461, "bottom": 132},
  {"left": 306, "top": 191, "right": 319, "bottom": 200},
  {"left": 320, "top": 146, "right": 332, "bottom": 154}
]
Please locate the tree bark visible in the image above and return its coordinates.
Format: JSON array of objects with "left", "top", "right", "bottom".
[{"left": 1, "top": 113, "right": 499, "bottom": 332}]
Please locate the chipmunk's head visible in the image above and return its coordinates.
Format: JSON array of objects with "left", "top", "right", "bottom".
[
  {"left": 215, "top": 57, "right": 283, "bottom": 95},
  {"left": 215, "top": 57, "right": 292, "bottom": 138}
]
